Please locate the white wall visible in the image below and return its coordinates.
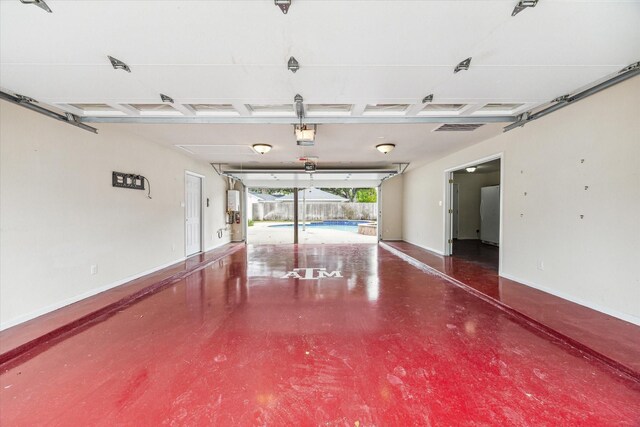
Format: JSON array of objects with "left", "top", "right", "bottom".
[
  {"left": 0, "top": 102, "right": 231, "bottom": 328},
  {"left": 402, "top": 77, "right": 640, "bottom": 324},
  {"left": 380, "top": 175, "right": 403, "bottom": 240},
  {"left": 454, "top": 171, "right": 500, "bottom": 240}
]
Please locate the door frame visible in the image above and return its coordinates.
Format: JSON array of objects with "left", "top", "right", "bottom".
[
  {"left": 443, "top": 153, "right": 504, "bottom": 274},
  {"left": 185, "top": 171, "right": 205, "bottom": 257},
  {"left": 452, "top": 183, "right": 459, "bottom": 240}
]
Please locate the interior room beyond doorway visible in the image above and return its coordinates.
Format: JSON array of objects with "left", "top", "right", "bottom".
[{"left": 450, "top": 159, "right": 501, "bottom": 271}]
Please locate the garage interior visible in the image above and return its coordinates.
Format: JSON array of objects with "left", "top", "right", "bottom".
[{"left": 1, "top": 0, "right": 639, "bottom": 424}]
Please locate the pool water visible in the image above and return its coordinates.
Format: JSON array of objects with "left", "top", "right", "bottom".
[{"left": 269, "top": 220, "right": 374, "bottom": 234}]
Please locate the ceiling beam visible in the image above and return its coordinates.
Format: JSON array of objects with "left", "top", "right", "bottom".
[
  {"left": 80, "top": 115, "right": 514, "bottom": 124},
  {"left": 221, "top": 168, "right": 399, "bottom": 174}
]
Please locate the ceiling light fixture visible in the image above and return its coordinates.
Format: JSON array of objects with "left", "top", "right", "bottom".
[
  {"left": 160, "top": 93, "right": 174, "bottom": 103},
  {"left": 252, "top": 144, "right": 272, "bottom": 154},
  {"left": 108, "top": 56, "right": 131, "bottom": 73},
  {"left": 466, "top": 166, "right": 477, "bottom": 173},
  {"left": 20, "top": 0, "right": 52, "bottom": 13},
  {"left": 454, "top": 57, "right": 472, "bottom": 73},
  {"left": 422, "top": 94, "right": 434, "bottom": 103},
  {"left": 512, "top": 0, "right": 538, "bottom": 16},
  {"left": 288, "top": 57, "right": 300, "bottom": 73},
  {"left": 274, "top": 0, "right": 291, "bottom": 14},
  {"left": 376, "top": 143, "right": 396, "bottom": 154}
]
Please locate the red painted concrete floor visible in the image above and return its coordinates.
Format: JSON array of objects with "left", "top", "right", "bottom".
[
  {"left": 382, "top": 240, "right": 640, "bottom": 378},
  {"left": 452, "top": 239, "right": 499, "bottom": 271},
  {"left": 1, "top": 244, "right": 639, "bottom": 425},
  {"left": 0, "top": 243, "right": 244, "bottom": 364}
]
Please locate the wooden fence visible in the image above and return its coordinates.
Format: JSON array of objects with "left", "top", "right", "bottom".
[{"left": 252, "top": 202, "right": 377, "bottom": 221}]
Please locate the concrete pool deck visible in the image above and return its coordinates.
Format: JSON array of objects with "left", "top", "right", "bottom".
[{"left": 248, "top": 221, "right": 378, "bottom": 244}]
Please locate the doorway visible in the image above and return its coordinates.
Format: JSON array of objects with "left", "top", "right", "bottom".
[
  {"left": 445, "top": 157, "right": 501, "bottom": 271},
  {"left": 246, "top": 187, "right": 378, "bottom": 244},
  {"left": 185, "top": 172, "right": 203, "bottom": 257}
]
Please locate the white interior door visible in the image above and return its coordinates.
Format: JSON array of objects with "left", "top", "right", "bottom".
[
  {"left": 185, "top": 173, "right": 202, "bottom": 256},
  {"left": 480, "top": 185, "right": 500, "bottom": 245}
]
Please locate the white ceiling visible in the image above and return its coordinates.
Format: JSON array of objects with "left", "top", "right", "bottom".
[
  {"left": 1, "top": 0, "right": 638, "bottom": 179},
  {"left": 114, "top": 122, "right": 505, "bottom": 169}
]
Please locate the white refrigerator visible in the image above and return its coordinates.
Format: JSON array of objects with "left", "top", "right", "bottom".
[{"left": 480, "top": 185, "right": 500, "bottom": 246}]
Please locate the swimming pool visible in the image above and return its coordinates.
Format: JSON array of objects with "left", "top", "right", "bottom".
[{"left": 269, "top": 220, "right": 374, "bottom": 233}]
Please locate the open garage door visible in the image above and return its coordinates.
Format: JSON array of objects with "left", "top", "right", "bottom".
[{"left": 220, "top": 168, "right": 400, "bottom": 189}]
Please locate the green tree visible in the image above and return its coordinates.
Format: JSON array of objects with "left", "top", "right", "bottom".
[
  {"left": 320, "top": 188, "right": 377, "bottom": 202},
  {"left": 356, "top": 188, "right": 377, "bottom": 203}
]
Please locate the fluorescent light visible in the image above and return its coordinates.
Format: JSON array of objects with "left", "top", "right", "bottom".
[
  {"left": 252, "top": 144, "right": 272, "bottom": 154},
  {"left": 295, "top": 124, "right": 316, "bottom": 146},
  {"left": 466, "top": 166, "right": 477, "bottom": 173},
  {"left": 376, "top": 143, "right": 396, "bottom": 154}
]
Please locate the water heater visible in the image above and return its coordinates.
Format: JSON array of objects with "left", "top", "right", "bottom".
[{"left": 227, "top": 190, "right": 240, "bottom": 211}]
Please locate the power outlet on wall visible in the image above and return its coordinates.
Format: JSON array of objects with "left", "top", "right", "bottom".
[
  {"left": 90, "top": 264, "right": 98, "bottom": 275},
  {"left": 537, "top": 260, "right": 545, "bottom": 271}
]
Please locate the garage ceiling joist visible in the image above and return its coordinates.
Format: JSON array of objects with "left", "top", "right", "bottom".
[{"left": 80, "top": 115, "right": 515, "bottom": 125}]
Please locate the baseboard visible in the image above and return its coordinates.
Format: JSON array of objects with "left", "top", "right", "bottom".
[
  {"left": 0, "top": 256, "right": 186, "bottom": 331},
  {"left": 500, "top": 272, "right": 640, "bottom": 326},
  {"left": 400, "top": 239, "right": 446, "bottom": 256},
  {"left": 205, "top": 238, "right": 232, "bottom": 252}
]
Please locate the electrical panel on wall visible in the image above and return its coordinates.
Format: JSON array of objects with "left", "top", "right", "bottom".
[{"left": 112, "top": 171, "right": 145, "bottom": 190}]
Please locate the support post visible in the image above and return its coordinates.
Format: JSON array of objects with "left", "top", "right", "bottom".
[{"left": 293, "top": 188, "right": 299, "bottom": 244}]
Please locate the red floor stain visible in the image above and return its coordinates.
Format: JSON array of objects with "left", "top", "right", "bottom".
[{"left": 1, "top": 244, "right": 639, "bottom": 425}]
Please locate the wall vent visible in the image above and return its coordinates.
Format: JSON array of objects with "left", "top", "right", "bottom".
[{"left": 434, "top": 123, "right": 484, "bottom": 132}]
